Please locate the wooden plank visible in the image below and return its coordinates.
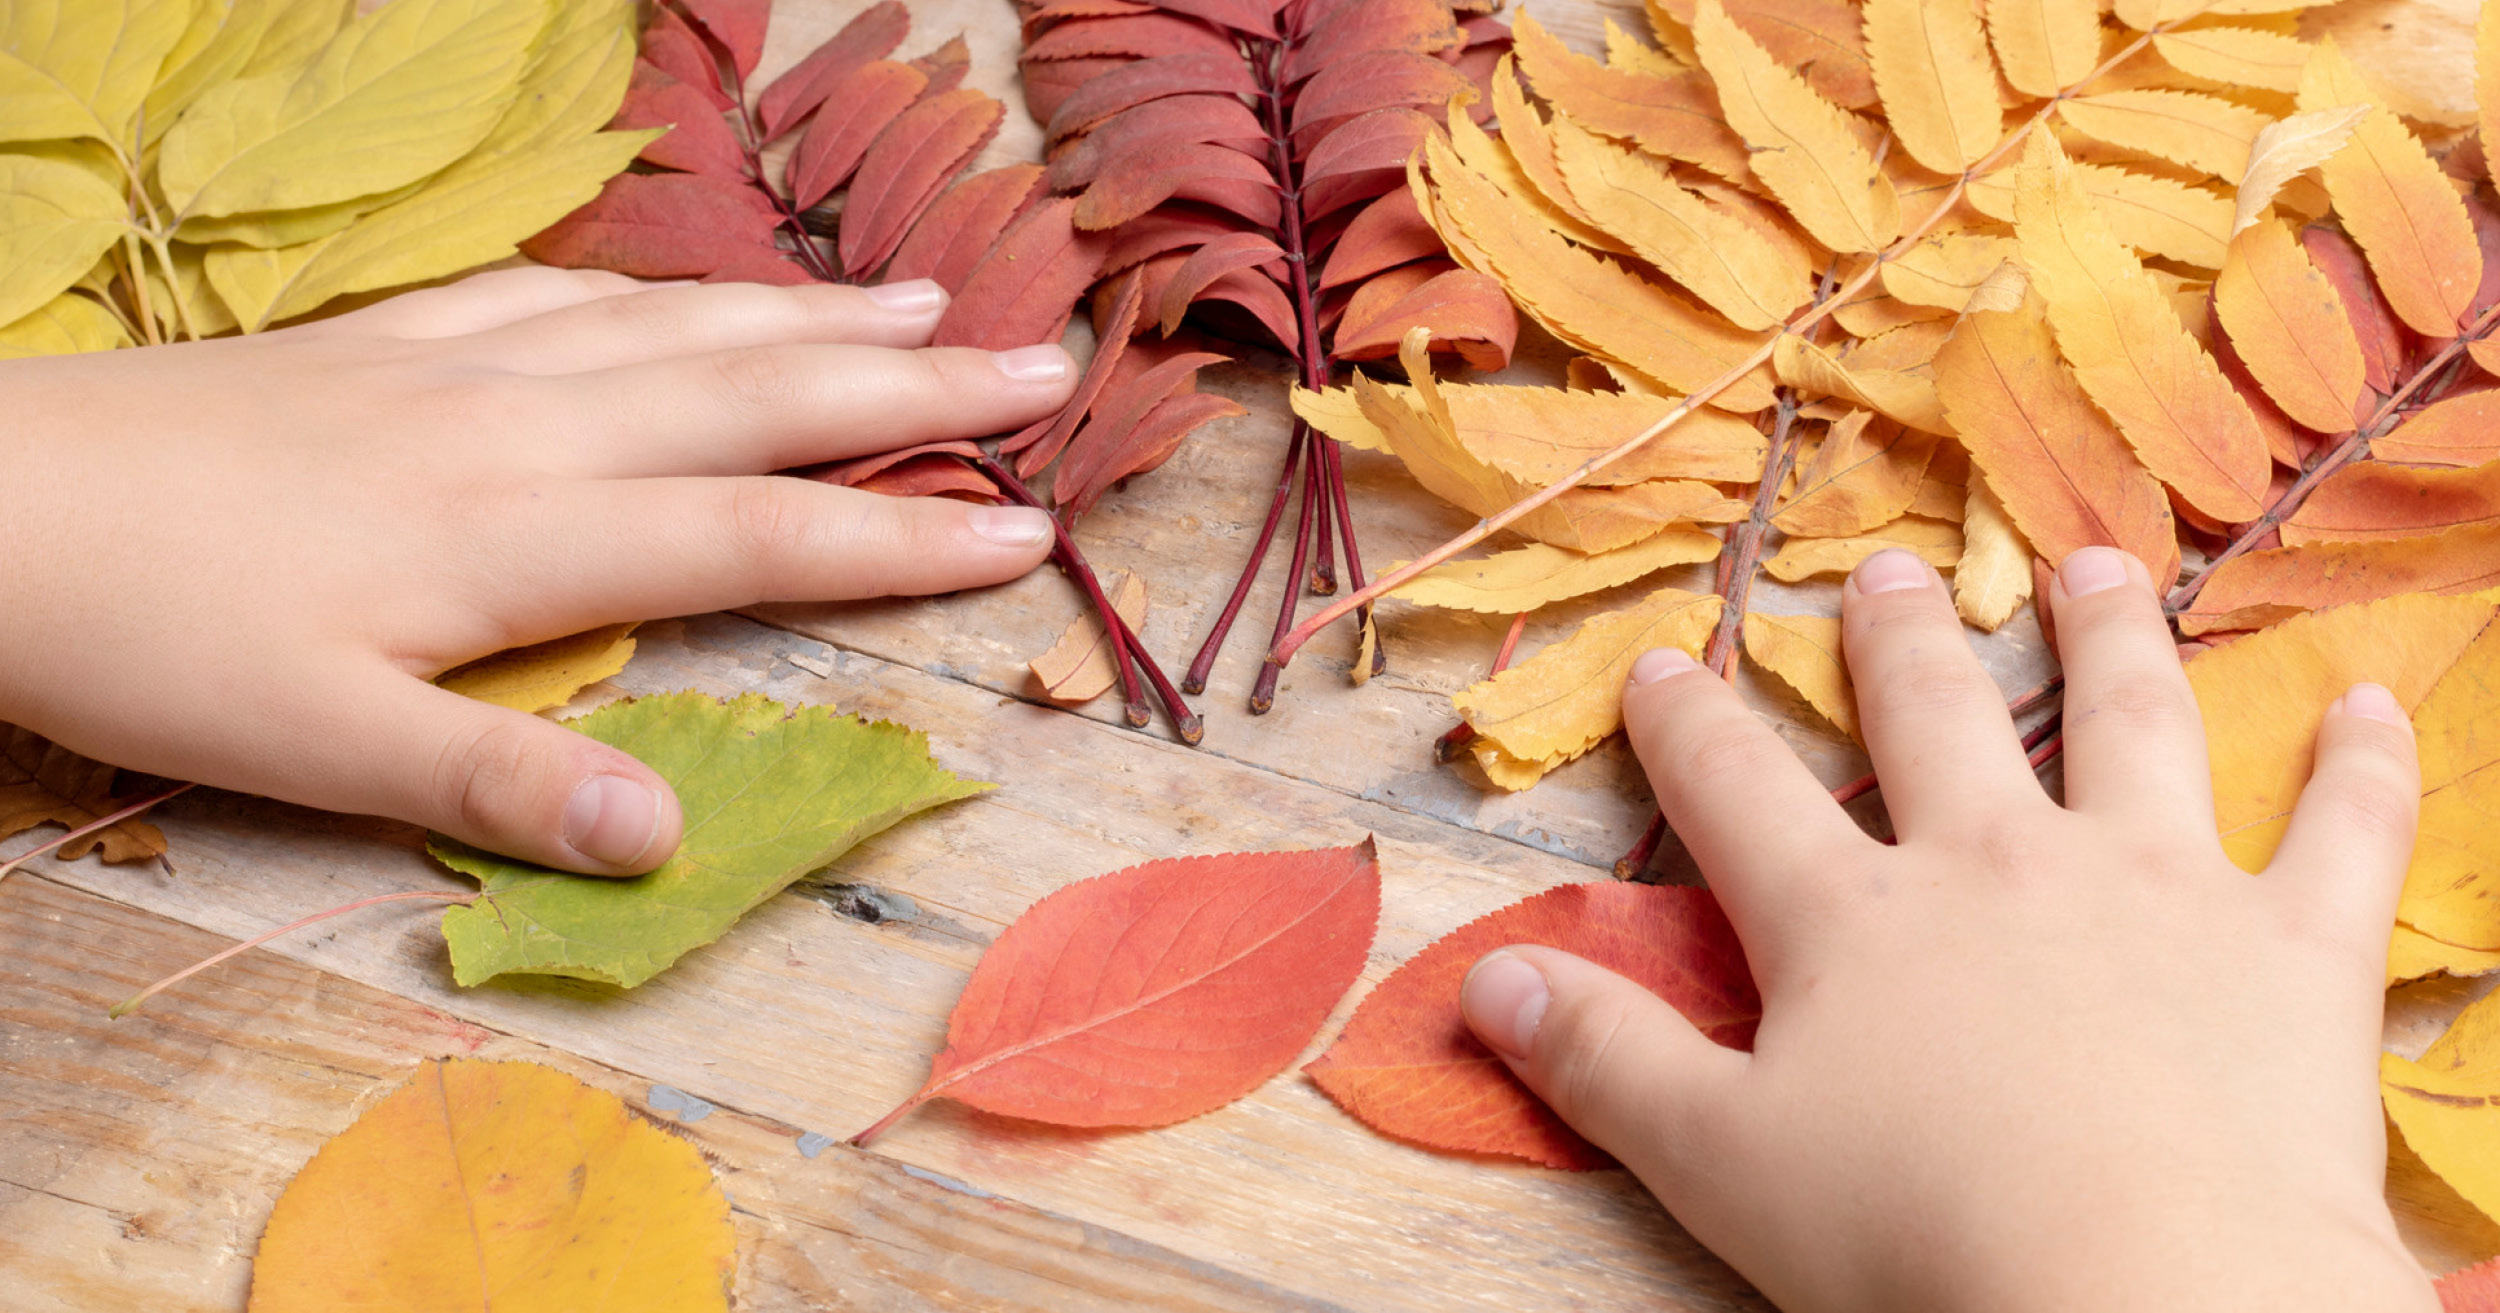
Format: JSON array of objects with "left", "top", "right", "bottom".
[{"left": 0, "top": 873, "right": 1348, "bottom": 1312}]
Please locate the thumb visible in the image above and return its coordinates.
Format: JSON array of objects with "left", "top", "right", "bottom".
[
  {"left": 1461, "top": 945, "right": 1745, "bottom": 1178},
  {"left": 320, "top": 674, "right": 685, "bottom": 875}
]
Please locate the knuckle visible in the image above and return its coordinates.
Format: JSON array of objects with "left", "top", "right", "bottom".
[
  {"left": 434, "top": 715, "right": 542, "bottom": 838},
  {"left": 2072, "top": 674, "right": 2198, "bottom": 736},
  {"left": 1546, "top": 992, "right": 1640, "bottom": 1124},
  {"left": 709, "top": 345, "right": 807, "bottom": 419},
  {"left": 722, "top": 479, "right": 821, "bottom": 584}
]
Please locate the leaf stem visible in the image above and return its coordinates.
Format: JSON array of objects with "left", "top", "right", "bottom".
[
  {"left": 706, "top": 5, "right": 842, "bottom": 284},
  {"left": 110, "top": 889, "right": 474, "bottom": 1019},
  {"left": 1185, "top": 421, "right": 1308, "bottom": 694},
  {"left": 1249, "top": 427, "right": 1323, "bottom": 714},
  {"left": 0, "top": 781, "right": 195, "bottom": 884},
  {"left": 1435, "top": 611, "right": 1532, "bottom": 761}
]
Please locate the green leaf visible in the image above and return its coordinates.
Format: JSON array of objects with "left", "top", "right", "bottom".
[
  {"left": 0, "top": 152, "right": 131, "bottom": 327},
  {"left": 432, "top": 693, "right": 990, "bottom": 989},
  {"left": 0, "top": 0, "right": 192, "bottom": 149},
  {"left": 0, "top": 292, "right": 131, "bottom": 358},
  {"left": 156, "top": 0, "right": 552, "bottom": 221}
]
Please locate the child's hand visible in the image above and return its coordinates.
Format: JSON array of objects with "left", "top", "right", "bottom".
[
  {"left": 0, "top": 270, "right": 1074, "bottom": 876},
  {"left": 1462, "top": 547, "right": 2438, "bottom": 1311}
]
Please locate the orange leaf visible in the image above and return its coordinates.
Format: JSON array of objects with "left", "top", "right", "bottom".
[
  {"left": 1647, "top": 0, "right": 1875, "bottom": 109},
  {"left": 933, "top": 197, "right": 1110, "bottom": 351},
  {"left": 2440, "top": 1255, "right": 2500, "bottom": 1312},
  {"left": 1691, "top": 0, "right": 1898, "bottom": 254},
  {"left": 2179, "top": 524, "right": 2500, "bottom": 635},
  {"left": 1773, "top": 411, "right": 1940, "bottom": 538},
  {"left": 0, "top": 725, "right": 169, "bottom": 865},
  {"left": 2212, "top": 219, "right": 2366, "bottom": 435},
  {"left": 1862, "top": 0, "right": 2001, "bottom": 175},
  {"left": 2298, "top": 37, "right": 2483, "bottom": 337},
  {"left": 2372, "top": 389, "right": 2500, "bottom": 467},
  {"left": 1510, "top": 13, "right": 1751, "bottom": 184},
  {"left": 1319, "top": 187, "right": 1445, "bottom": 290},
  {"left": 2282, "top": 460, "right": 2500, "bottom": 544}
]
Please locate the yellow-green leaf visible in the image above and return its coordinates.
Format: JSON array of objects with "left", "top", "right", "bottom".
[
  {"left": 0, "top": 152, "right": 130, "bottom": 327},
  {"left": 0, "top": 291, "right": 130, "bottom": 358},
  {"left": 236, "top": 0, "right": 354, "bottom": 80},
  {"left": 0, "top": 0, "right": 192, "bottom": 148}
]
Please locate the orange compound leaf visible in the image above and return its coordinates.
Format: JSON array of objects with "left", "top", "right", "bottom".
[
  {"left": 1044, "top": 95, "right": 1268, "bottom": 192},
  {"left": 1024, "top": 12, "right": 1241, "bottom": 61},
  {"left": 1158, "top": 232, "right": 1285, "bottom": 334},
  {"left": 2282, "top": 460, "right": 2500, "bottom": 545},
  {"left": 756, "top": 0, "right": 911, "bottom": 141},
  {"left": 839, "top": 89, "right": 1006, "bottom": 277},
  {"left": 2212, "top": 220, "right": 2366, "bottom": 436},
  {"left": 2300, "top": 224, "right": 2408, "bottom": 397},
  {"left": 785, "top": 60, "right": 929, "bottom": 211},
  {"left": 1305, "top": 882, "right": 1759, "bottom": 1170},
  {"left": 1933, "top": 297, "right": 2182, "bottom": 585},
  {"left": 521, "top": 172, "right": 784, "bottom": 279},
  {"left": 2298, "top": 38, "right": 2484, "bottom": 338},
  {"left": 2374, "top": 390, "right": 2500, "bottom": 468},
  {"left": 1333, "top": 266, "right": 1518, "bottom": 371},
  {"left": 1284, "top": 0, "right": 1461, "bottom": 83},
  {"left": 1510, "top": 13, "right": 1751, "bottom": 184},
  {"left": 1074, "top": 140, "right": 1277, "bottom": 230},
  {"left": 1648, "top": 0, "right": 1875, "bottom": 109},
  {"left": 853, "top": 842, "right": 1381, "bottom": 1145},
  {"left": 2440, "top": 1256, "right": 2500, "bottom": 1312},
  {"left": 614, "top": 63, "right": 747, "bottom": 182},
  {"left": 883, "top": 164, "right": 1047, "bottom": 294},
  {"left": 2177, "top": 524, "right": 2500, "bottom": 636},
  {"left": 1320, "top": 187, "right": 1444, "bottom": 290},
  {"left": 933, "top": 197, "right": 1111, "bottom": 350},
  {"left": 1043, "top": 51, "right": 1262, "bottom": 143}
]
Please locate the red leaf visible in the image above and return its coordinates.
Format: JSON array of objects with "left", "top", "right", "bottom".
[
  {"left": 1305, "top": 882, "right": 1759, "bottom": 1170},
  {"left": 1102, "top": 206, "right": 1238, "bottom": 275},
  {"left": 1333, "top": 265, "right": 1517, "bottom": 370},
  {"left": 1301, "top": 107, "right": 1434, "bottom": 187},
  {"left": 1159, "top": 231, "right": 1284, "bottom": 333},
  {"left": 1020, "top": 55, "right": 1128, "bottom": 126},
  {"left": 676, "top": 0, "right": 772, "bottom": 80},
  {"left": 1042, "top": 94, "right": 1268, "bottom": 192},
  {"left": 1024, "top": 12, "right": 1238, "bottom": 61},
  {"left": 701, "top": 250, "right": 816, "bottom": 285},
  {"left": 855, "top": 455, "right": 1002, "bottom": 502},
  {"left": 614, "top": 61, "right": 747, "bottom": 180},
  {"left": 1043, "top": 51, "right": 1261, "bottom": 143},
  {"left": 811, "top": 439, "right": 987, "bottom": 486},
  {"left": 785, "top": 60, "right": 928, "bottom": 210},
  {"left": 756, "top": 0, "right": 911, "bottom": 141},
  {"left": 934, "top": 196, "right": 1111, "bottom": 350},
  {"left": 1298, "top": 170, "right": 1402, "bottom": 225},
  {"left": 1290, "top": 50, "right": 1471, "bottom": 134},
  {"left": 2302, "top": 224, "right": 2408, "bottom": 398},
  {"left": 1055, "top": 346, "right": 1231, "bottom": 501},
  {"left": 1008, "top": 273, "right": 1144, "bottom": 475},
  {"left": 1060, "top": 390, "right": 1249, "bottom": 514},
  {"left": 885, "top": 164, "right": 1047, "bottom": 293},
  {"left": 2439, "top": 1256, "right": 2500, "bottom": 1312},
  {"left": 1180, "top": 265, "right": 1298, "bottom": 351},
  {"left": 839, "top": 88, "right": 1005, "bottom": 277},
  {"left": 1144, "top": 0, "right": 1279, "bottom": 38},
  {"left": 1025, "top": 0, "right": 1159, "bottom": 27},
  {"left": 1284, "top": 0, "right": 1460, "bottom": 85},
  {"left": 1074, "top": 140, "right": 1274, "bottom": 230},
  {"left": 1319, "top": 187, "right": 1440, "bottom": 289},
  {"left": 521, "top": 172, "right": 783, "bottom": 279},
  {"left": 642, "top": 7, "right": 733, "bottom": 111},
  {"left": 852, "top": 841, "right": 1381, "bottom": 1143},
  {"left": 908, "top": 35, "right": 973, "bottom": 97}
]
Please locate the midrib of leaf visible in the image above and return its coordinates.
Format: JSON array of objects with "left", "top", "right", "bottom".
[
  {"left": 2243, "top": 263, "right": 2360, "bottom": 426},
  {"left": 1615, "top": 179, "right": 1776, "bottom": 323},
  {"left": 429, "top": 1062, "right": 498, "bottom": 1313},
  {"left": 1965, "top": 320, "right": 2135, "bottom": 548}
]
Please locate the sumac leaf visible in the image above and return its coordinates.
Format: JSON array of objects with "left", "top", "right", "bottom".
[
  {"left": 1301, "top": 108, "right": 1435, "bottom": 187},
  {"left": 909, "top": 35, "right": 974, "bottom": 97},
  {"left": 934, "top": 196, "right": 1111, "bottom": 350},
  {"left": 1061, "top": 390, "right": 1248, "bottom": 514},
  {"left": 852, "top": 454, "right": 1001, "bottom": 502},
  {"left": 2302, "top": 223, "right": 2409, "bottom": 396},
  {"left": 1021, "top": 54, "right": 1129, "bottom": 125},
  {"left": 786, "top": 60, "right": 928, "bottom": 210},
  {"left": 1186, "top": 265, "right": 1298, "bottom": 351},
  {"left": 756, "top": 0, "right": 911, "bottom": 141},
  {"left": 1044, "top": 51, "right": 1261, "bottom": 143},
  {"left": 1284, "top": 0, "right": 1460, "bottom": 84},
  {"left": 1291, "top": 50, "right": 1472, "bottom": 134},
  {"left": 1024, "top": 12, "right": 1239, "bottom": 62},
  {"left": 522, "top": 172, "right": 783, "bottom": 279},
  {"left": 1075, "top": 139, "right": 1274, "bottom": 230},
  {"left": 840, "top": 89, "right": 1006, "bottom": 277},
  {"left": 1042, "top": 94, "right": 1268, "bottom": 193},
  {"left": 885, "top": 164, "right": 1047, "bottom": 293}
]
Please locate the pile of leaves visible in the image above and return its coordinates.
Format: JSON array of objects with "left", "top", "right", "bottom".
[{"left": 0, "top": 0, "right": 653, "bottom": 353}]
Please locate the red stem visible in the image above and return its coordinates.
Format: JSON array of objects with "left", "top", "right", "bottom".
[
  {"left": 1184, "top": 423, "right": 1307, "bottom": 694},
  {"left": 696, "top": 3, "right": 841, "bottom": 285},
  {"left": 1436, "top": 611, "right": 1532, "bottom": 761},
  {"left": 1249, "top": 427, "right": 1321, "bottom": 714}
]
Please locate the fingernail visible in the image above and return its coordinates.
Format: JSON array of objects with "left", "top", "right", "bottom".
[
  {"left": 863, "top": 278, "right": 944, "bottom": 313},
  {"left": 1851, "top": 547, "right": 1931, "bottom": 595},
  {"left": 2337, "top": 681, "right": 2407, "bottom": 728},
  {"left": 968, "top": 505, "right": 1053, "bottom": 547},
  {"left": 991, "top": 344, "right": 1070, "bottom": 383},
  {"left": 1630, "top": 647, "right": 1701, "bottom": 685},
  {"left": 1461, "top": 950, "right": 1550, "bottom": 1061},
  {"left": 2057, "top": 545, "right": 2132, "bottom": 598},
  {"left": 563, "top": 775, "right": 662, "bottom": 868}
]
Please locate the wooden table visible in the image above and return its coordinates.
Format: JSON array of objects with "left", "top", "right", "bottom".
[{"left": 6, "top": 1, "right": 2497, "bottom": 1308}]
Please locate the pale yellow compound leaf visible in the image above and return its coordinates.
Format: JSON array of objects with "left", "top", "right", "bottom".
[
  {"left": 1882, "top": 231, "right": 2020, "bottom": 310},
  {"left": 140, "top": 238, "right": 237, "bottom": 340},
  {"left": 1742, "top": 612, "right": 1858, "bottom": 740},
  {"left": 2057, "top": 90, "right": 2267, "bottom": 180},
  {"left": 436, "top": 624, "right": 639, "bottom": 714},
  {"left": 1027, "top": 571, "right": 1147, "bottom": 704},
  {"left": 238, "top": 0, "right": 354, "bottom": 79},
  {"left": 2153, "top": 25, "right": 2311, "bottom": 94},
  {"left": 2111, "top": 0, "right": 2223, "bottom": 29},
  {"left": 1689, "top": 0, "right": 1898, "bottom": 253},
  {"left": 1457, "top": 74, "right": 1626, "bottom": 253},
  {"left": 1953, "top": 470, "right": 2034, "bottom": 631},
  {"left": 1763, "top": 516, "right": 1963, "bottom": 581},
  {"left": 0, "top": 291, "right": 129, "bottom": 359},
  {"left": 1967, "top": 159, "right": 2232, "bottom": 268},
  {"left": 0, "top": 0, "right": 192, "bottom": 148},
  {"left": 1774, "top": 411, "right": 1940, "bottom": 537},
  {"left": 158, "top": 0, "right": 553, "bottom": 221},
  {"left": 1986, "top": 0, "right": 2101, "bottom": 98},
  {"left": 1550, "top": 115, "right": 1809, "bottom": 330},
  {"left": 0, "top": 153, "right": 131, "bottom": 328},
  {"left": 177, "top": 178, "right": 428, "bottom": 249},
  {"left": 1453, "top": 587, "right": 1723, "bottom": 766},
  {"left": 2297, "top": 36, "right": 2483, "bottom": 337},
  {"left": 1389, "top": 534, "right": 1722, "bottom": 613},
  {"left": 1863, "top": 0, "right": 2001, "bottom": 174},
  {"left": 2230, "top": 104, "right": 2364, "bottom": 236},
  {"left": 145, "top": 0, "right": 287, "bottom": 142},
  {"left": 1774, "top": 335, "right": 1953, "bottom": 434}
]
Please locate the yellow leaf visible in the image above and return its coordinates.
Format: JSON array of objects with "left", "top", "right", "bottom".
[
  {"left": 1550, "top": 114, "right": 1810, "bottom": 330},
  {"left": 1832, "top": 291, "right": 1955, "bottom": 337},
  {"left": 1424, "top": 133, "right": 1777, "bottom": 408},
  {"left": 139, "top": 238, "right": 237, "bottom": 340},
  {"left": 0, "top": 291, "right": 130, "bottom": 358},
  {"left": 237, "top": 0, "right": 354, "bottom": 79},
  {"left": 176, "top": 177, "right": 429, "bottom": 248},
  {"left": 157, "top": 0, "right": 553, "bottom": 221},
  {"left": 246, "top": 1058, "right": 734, "bottom": 1313},
  {"left": 1863, "top": 0, "right": 2001, "bottom": 174},
  {"left": 2230, "top": 104, "right": 2365, "bottom": 236},
  {"left": 1954, "top": 470, "right": 2034, "bottom": 631},
  {"left": 1967, "top": 159, "right": 2233, "bottom": 268},
  {"left": 1389, "top": 533, "right": 1722, "bottom": 613},
  {"left": 1883, "top": 231, "right": 2020, "bottom": 311},
  {"left": 1605, "top": 17, "right": 1683, "bottom": 78},
  {"left": 1026, "top": 570, "right": 1147, "bottom": 704},
  {"left": 2153, "top": 25, "right": 2312, "bottom": 94},
  {"left": 1773, "top": 411, "right": 1940, "bottom": 537},
  {"left": 0, "top": 0, "right": 192, "bottom": 148},
  {"left": 1447, "top": 380, "right": 1770, "bottom": 484},
  {"left": 1763, "top": 516, "right": 1963, "bottom": 581},
  {"left": 2388, "top": 924, "right": 2500, "bottom": 984},
  {"left": 2013, "top": 133, "right": 2271, "bottom": 523},
  {"left": 1689, "top": 0, "right": 1899, "bottom": 253},
  {"left": 2111, "top": 0, "right": 2220, "bottom": 29},
  {"left": 1742, "top": 612, "right": 1858, "bottom": 740},
  {"left": 2383, "top": 989, "right": 2500, "bottom": 1225},
  {"left": 2483, "top": 0, "right": 2500, "bottom": 181},
  {"left": 1986, "top": 0, "right": 2101, "bottom": 99},
  {"left": 1774, "top": 335, "right": 1954, "bottom": 434},
  {"left": 436, "top": 624, "right": 639, "bottom": 714},
  {"left": 2058, "top": 90, "right": 2267, "bottom": 179},
  {"left": 0, "top": 152, "right": 130, "bottom": 328},
  {"left": 1467, "top": 736, "right": 1563, "bottom": 792},
  {"left": 145, "top": 0, "right": 286, "bottom": 141},
  {"left": 1511, "top": 13, "right": 1751, "bottom": 183},
  {"left": 1351, "top": 613, "right": 1378, "bottom": 688},
  {"left": 2297, "top": 37, "right": 2483, "bottom": 337},
  {"left": 2212, "top": 218, "right": 2364, "bottom": 434},
  {"left": 1473, "top": 62, "right": 1627, "bottom": 253},
  {"left": 1453, "top": 587, "right": 1723, "bottom": 765}
]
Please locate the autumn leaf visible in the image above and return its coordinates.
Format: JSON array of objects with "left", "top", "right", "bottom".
[
  {"left": 247, "top": 1058, "right": 733, "bottom": 1312},
  {"left": 433, "top": 692, "right": 986, "bottom": 988},
  {"left": 1743, "top": 612, "right": 1858, "bottom": 740},
  {"left": 2441, "top": 1255, "right": 2500, "bottom": 1312},
  {"left": 1389, "top": 534, "right": 1722, "bottom": 613},
  {"left": 1307, "top": 881, "right": 1757, "bottom": 1170},
  {"left": 855, "top": 841, "right": 1381, "bottom": 1144},
  {"left": 2298, "top": 37, "right": 2483, "bottom": 338},
  {"left": 435, "top": 624, "right": 639, "bottom": 715},
  {"left": 1029, "top": 569, "right": 1148, "bottom": 703},
  {"left": 2383, "top": 987, "right": 2500, "bottom": 1228},
  {"left": 1453, "top": 586, "right": 1722, "bottom": 774},
  {"left": 0, "top": 725, "right": 168, "bottom": 865},
  {"left": 2182, "top": 527, "right": 2500, "bottom": 636},
  {"left": 1690, "top": 0, "right": 1897, "bottom": 254}
]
